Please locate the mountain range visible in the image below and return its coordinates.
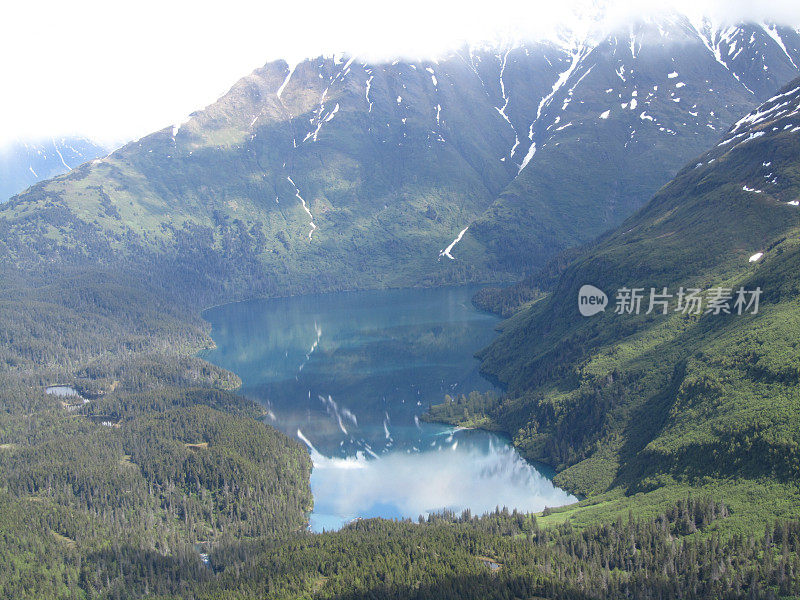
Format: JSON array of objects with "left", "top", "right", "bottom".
[
  {"left": 3, "top": 17, "right": 800, "bottom": 299},
  {"left": 4, "top": 10, "right": 800, "bottom": 598}
]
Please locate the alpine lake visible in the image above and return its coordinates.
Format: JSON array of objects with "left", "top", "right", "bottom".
[{"left": 201, "top": 286, "right": 575, "bottom": 531}]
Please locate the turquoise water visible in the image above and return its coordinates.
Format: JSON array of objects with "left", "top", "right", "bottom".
[{"left": 201, "top": 286, "right": 575, "bottom": 531}]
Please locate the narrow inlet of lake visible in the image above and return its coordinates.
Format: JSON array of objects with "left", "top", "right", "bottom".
[{"left": 201, "top": 286, "right": 576, "bottom": 531}]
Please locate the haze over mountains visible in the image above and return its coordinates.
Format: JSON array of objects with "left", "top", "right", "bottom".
[
  {"left": 3, "top": 15, "right": 800, "bottom": 300},
  {"left": 0, "top": 137, "right": 106, "bottom": 202}
]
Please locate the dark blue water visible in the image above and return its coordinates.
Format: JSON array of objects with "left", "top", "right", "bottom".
[{"left": 201, "top": 286, "right": 575, "bottom": 531}]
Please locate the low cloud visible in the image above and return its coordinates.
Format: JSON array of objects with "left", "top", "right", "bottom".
[{"left": 1, "top": 0, "right": 799, "bottom": 147}]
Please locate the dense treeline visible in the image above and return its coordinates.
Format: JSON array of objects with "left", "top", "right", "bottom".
[
  {"left": 142, "top": 497, "right": 799, "bottom": 599},
  {"left": 0, "top": 385, "right": 313, "bottom": 598},
  {"left": 423, "top": 390, "right": 504, "bottom": 429},
  {"left": 123, "top": 405, "right": 313, "bottom": 537},
  {"left": 0, "top": 264, "right": 313, "bottom": 598},
  {"left": 1, "top": 255, "right": 798, "bottom": 599},
  {"left": 470, "top": 246, "right": 585, "bottom": 317},
  {"left": 472, "top": 285, "right": 544, "bottom": 318}
]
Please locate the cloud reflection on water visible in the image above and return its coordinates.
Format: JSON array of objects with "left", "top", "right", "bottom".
[{"left": 302, "top": 427, "right": 577, "bottom": 532}]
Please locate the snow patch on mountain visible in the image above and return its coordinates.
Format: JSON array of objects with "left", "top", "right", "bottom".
[
  {"left": 519, "top": 41, "right": 593, "bottom": 173},
  {"left": 439, "top": 226, "right": 469, "bottom": 260},
  {"left": 276, "top": 62, "right": 297, "bottom": 99},
  {"left": 761, "top": 24, "right": 799, "bottom": 71},
  {"left": 287, "top": 175, "right": 317, "bottom": 239},
  {"left": 495, "top": 48, "right": 521, "bottom": 160}
]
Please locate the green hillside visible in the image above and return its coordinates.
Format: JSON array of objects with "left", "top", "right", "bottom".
[
  {"left": 430, "top": 79, "right": 800, "bottom": 518},
  {"left": 4, "top": 24, "right": 798, "bottom": 301}
]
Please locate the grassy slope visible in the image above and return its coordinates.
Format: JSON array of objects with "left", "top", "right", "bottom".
[{"left": 432, "top": 78, "right": 800, "bottom": 530}]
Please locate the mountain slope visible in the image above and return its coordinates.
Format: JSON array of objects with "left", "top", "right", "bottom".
[
  {"left": 439, "top": 77, "right": 800, "bottom": 499},
  {"left": 464, "top": 18, "right": 800, "bottom": 273},
  {"left": 0, "top": 137, "right": 107, "bottom": 202},
  {"left": 2, "top": 17, "right": 799, "bottom": 299}
]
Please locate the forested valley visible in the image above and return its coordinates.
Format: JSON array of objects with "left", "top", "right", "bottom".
[{"left": 3, "top": 15, "right": 800, "bottom": 600}]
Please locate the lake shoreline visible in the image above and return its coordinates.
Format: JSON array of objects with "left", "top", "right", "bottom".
[{"left": 201, "top": 285, "right": 578, "bottom": 531}]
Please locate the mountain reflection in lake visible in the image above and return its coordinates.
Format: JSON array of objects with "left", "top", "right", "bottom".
[{"left": 202, "top": 286, "right": 576, "bottom": 531}]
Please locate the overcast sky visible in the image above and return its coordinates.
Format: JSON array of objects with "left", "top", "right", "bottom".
[{"left": 1, "top": 0, "right": 799, "bottom": 148}]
